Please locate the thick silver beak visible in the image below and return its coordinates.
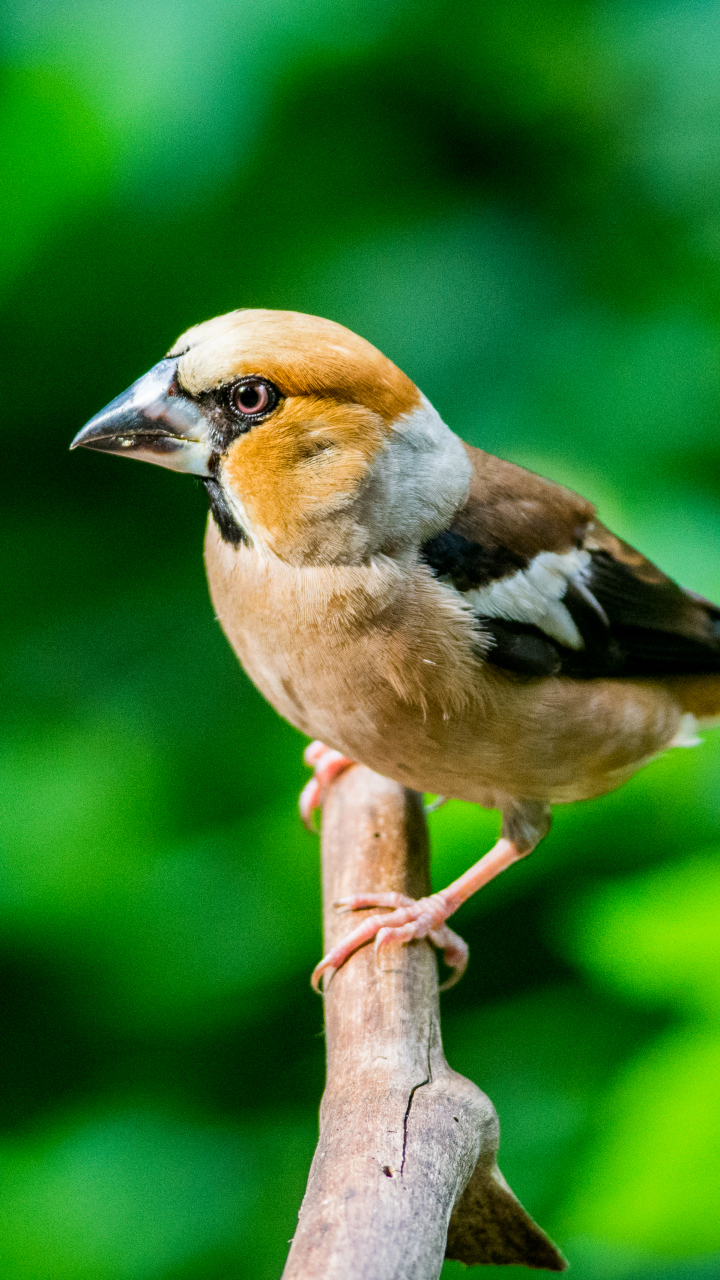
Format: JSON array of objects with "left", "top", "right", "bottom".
[{"left": 70, "top": 357, "right": 212, "bottom": 476}]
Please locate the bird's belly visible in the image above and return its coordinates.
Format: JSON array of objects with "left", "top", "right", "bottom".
[
  {"left": 204, "top": 527, "right": 685, "bottom": 806},
  {"left": 236, "top": 632, "right": 680, "bottom": 806},
  {"left": 235, "top": 637, "right": 506, "bottom": 803},
  {"left": 222, "top": 615, "right": 681, "bottom": 807}
]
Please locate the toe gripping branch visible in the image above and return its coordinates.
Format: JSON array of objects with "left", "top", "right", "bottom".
[
  {"left": 311, "top": 891, "right": 469, "bottom": 993},
  {"left": 299, "top": 741, "right": 355, "bottom": 832},
  {"left": 282, "top": 765, "right": 566, "bottom": 1279},
  {"left": 302, "top": 744, "right": 551, "bottom": 996}
]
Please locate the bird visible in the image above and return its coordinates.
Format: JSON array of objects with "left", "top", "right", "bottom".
[{"left": 72, "top": 308, "right": 720, "bottom": 991}]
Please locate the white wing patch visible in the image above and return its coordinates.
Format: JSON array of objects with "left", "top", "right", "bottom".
[{"left": 465, "top": 548, "right": 592, "bottom": 649}]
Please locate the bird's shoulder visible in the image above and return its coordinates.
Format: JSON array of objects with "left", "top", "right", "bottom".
[
  {"left": 452, "top": 442, "right": 595, "bottom": 561},
  {"left": 420, "top": 443, "right": 720, "bottom": 680}
]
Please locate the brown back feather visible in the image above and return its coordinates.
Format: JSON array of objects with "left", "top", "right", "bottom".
[{"left": 454, "top": 444, "right": 595, "bottom": 561}]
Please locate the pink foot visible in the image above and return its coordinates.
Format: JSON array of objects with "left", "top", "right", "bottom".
[
  {"left": 310, "top": 835, "right": 526, "bottom": 995},
  {"left": 299, "top": 740, "right": 355, "bottom": 831},
  {"left": 311, "top": 889, "right": 469, "bottom": 993}
]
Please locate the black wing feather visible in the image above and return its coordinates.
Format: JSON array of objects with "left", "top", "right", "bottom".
[
  {"left": 562, "top": 549, "right": 720, "bottom": 677},
  {"left": 422, "top": 523, "right": 720, "bottom": 680}
]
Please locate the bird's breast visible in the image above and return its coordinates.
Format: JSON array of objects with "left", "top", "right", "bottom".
[
  {"left": 203, "top": 520, "right": 686, "bottom": 806},
  {"left": 204, "top": 520, "right": 482, "bottom": 731}
]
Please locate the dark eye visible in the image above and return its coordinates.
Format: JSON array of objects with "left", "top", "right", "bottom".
[{"left": 231, "top": 378, "right": 276, "bottom": 417}]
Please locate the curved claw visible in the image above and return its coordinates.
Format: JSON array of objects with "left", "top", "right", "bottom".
[
  {"left": 373, "top": 918, "right": 468, "bottom": 989},
  {"left": 429, "top": 925, "right": 469, "bottom": 990},
  {"left": 311, "top": 905, "right": 413, "bottom": 992},
  {"left": 311, "top": 961, "right": 336, "bottom": 993},
  {"left": 311, "top": 835, "right": 526, "bottom": 993},
  {"left": 310, "top": 891, "right": 469, "bottom": 994},
  {"left": 299, "top": 741, "right": 355, "bottom": 831},
  {"left": 298, "top": 777, "right": 324, "bottom": 832}
]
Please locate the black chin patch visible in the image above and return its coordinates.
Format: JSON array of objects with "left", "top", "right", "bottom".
[{"left": 202, "top": 478, "right": 246, "bottom": 546}]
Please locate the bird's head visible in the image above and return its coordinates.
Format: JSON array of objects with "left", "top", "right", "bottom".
[{"left": 72, "top": 309, "right": 471, "bottom": 564}]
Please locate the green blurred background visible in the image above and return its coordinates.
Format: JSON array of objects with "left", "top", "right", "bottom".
[{"left": 3, "top": 0, "right": 720, "bottom": 1275}]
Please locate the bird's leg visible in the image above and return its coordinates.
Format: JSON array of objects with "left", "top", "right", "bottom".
[
  {"left": 310, "top": 839, "right": 518, "bottom": 993},
  {"left": 311, "top": 799, "right": 551, "bottom": 992},
  {"left": 299, "top": 741, "right": 355, "bottom": 830}
]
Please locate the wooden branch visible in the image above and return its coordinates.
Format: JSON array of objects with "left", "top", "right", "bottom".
[{"left": 282, "top": 766, "right": 565, "bottom": 1279}]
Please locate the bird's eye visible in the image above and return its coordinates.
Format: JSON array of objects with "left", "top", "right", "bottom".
[{"left": 232, "top": 378, "right": 274, "bottom": 416}]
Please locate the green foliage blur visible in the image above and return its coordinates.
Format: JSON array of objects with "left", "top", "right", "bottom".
[{"left": 3, "top": 0, "right": 720, "bottom": 1275}]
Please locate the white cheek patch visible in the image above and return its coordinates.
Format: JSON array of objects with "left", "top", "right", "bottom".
[{"left": 465, "top": 548, "right": 592, "bottom": 650}]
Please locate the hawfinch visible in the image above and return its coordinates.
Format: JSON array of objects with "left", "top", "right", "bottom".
[{"left": 72, "top": 310, "right": 720, "bottom": 990}]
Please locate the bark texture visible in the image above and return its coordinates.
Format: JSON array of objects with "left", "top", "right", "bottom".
[{"left": 282, "top": 765, "right": 565, "bottom": 1279}]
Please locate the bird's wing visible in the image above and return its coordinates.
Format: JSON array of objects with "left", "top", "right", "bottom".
[{"left": 420, "top": 442, "right": 720, "bottom": 678}]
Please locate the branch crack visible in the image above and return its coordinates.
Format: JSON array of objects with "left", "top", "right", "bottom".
[{"left": 400, "top": 1039, "right": 433, "bottom": 1176}]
